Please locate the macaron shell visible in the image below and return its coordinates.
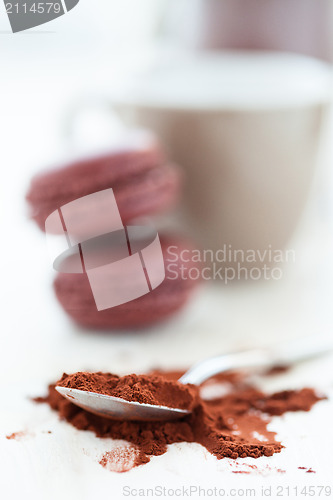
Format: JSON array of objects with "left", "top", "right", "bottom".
[
  {"left": 112, "top": 163, "right": 181, "bottom": 223},
  {"left": 26, "top": 146, "right": 181, "bottom": 231},
  {"left": 53, "top": 236, "right": 201, "bottom": 329}
]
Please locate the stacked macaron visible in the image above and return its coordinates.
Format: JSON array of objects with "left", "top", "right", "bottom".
[
  {"left": 26, "top": 133, "right": 201, "bottom": 329},
  {"left": 27, "top": 136, "right": 180, "bottom": 231}
]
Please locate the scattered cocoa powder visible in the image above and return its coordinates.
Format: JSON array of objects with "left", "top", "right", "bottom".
[
  {"left": 252, "top": 388, "right": 322, "bottom": 416},
  {"left": 57, "top": 372, "right": 198, "bottom": 411},
  {"left": 265, "top": 365, "right": 290, "bottom": 376},
  {"left": 6, "top": 431, "right": 25, "bottom": 441},
  {"left": 99, "top": 446, "right": 147, "bottom": 473},
  {"left": 231, "top": 463, "right": 286, "bottom": 475},
  {"left": 34, "top": 370, "right": 324, "bottom": 472}
]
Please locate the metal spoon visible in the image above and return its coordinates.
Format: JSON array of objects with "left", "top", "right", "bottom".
[{"left": 55, "top": 335, "right": 332, "bottom": 421}]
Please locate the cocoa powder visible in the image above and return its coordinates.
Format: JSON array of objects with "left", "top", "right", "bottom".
[
  {"left": 35, "top": 370, "right": 324, "bottom": 472},
  {"left": 57, "top": 372, "right": 198, "bottom": 410},
  {"left": 6, "top": 431, "right": 26, "bottom": 441}
]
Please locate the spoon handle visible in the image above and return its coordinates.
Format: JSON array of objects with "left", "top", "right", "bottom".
[
  {"left": 178, "top": 349, "right": 269, "bottom": 385},
  {"left": 178, "top": 335, "right": 333, "bottom": 385}
]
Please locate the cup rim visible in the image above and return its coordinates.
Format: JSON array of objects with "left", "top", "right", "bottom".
[{"left": 110, "top": 50, "right": 333, "bottom": 112}]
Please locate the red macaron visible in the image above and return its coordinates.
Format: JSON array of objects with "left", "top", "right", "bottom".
[
  {"left": 27, "top": 132, "right": 201, "bottom": 330},
  {"left": 26, "top": 137, "right": 181, "bottom": 231},
  {"left": 53, "top": 236, "right": 201, "bottom": 329}
]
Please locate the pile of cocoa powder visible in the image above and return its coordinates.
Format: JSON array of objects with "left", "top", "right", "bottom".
[{"left": 35, "top": 370, "right": 324, "bottom": 472}]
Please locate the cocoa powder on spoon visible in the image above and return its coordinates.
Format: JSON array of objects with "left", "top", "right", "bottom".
[{"left": 57, "top": 371, "right": 199, "bottom": 410}]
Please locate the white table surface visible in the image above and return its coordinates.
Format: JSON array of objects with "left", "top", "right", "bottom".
[{"left": 1, "top": 18, "right": 333, "bottom": 500}]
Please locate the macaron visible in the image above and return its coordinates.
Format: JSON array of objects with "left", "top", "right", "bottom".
[
  {"left": 26, "top": 135, "right": 181, "bottom": 231},
  {"left": 53, "top": 236, "right": 201, "bottom": 329}
]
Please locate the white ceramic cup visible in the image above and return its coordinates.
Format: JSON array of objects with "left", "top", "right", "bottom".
[{"left": 106, "top": 52, "right": 333, "bottom": 268}]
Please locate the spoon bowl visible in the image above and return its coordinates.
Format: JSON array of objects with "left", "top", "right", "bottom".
[{"left": 55, "top": 386, "right": 190, "bottom": 421}]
